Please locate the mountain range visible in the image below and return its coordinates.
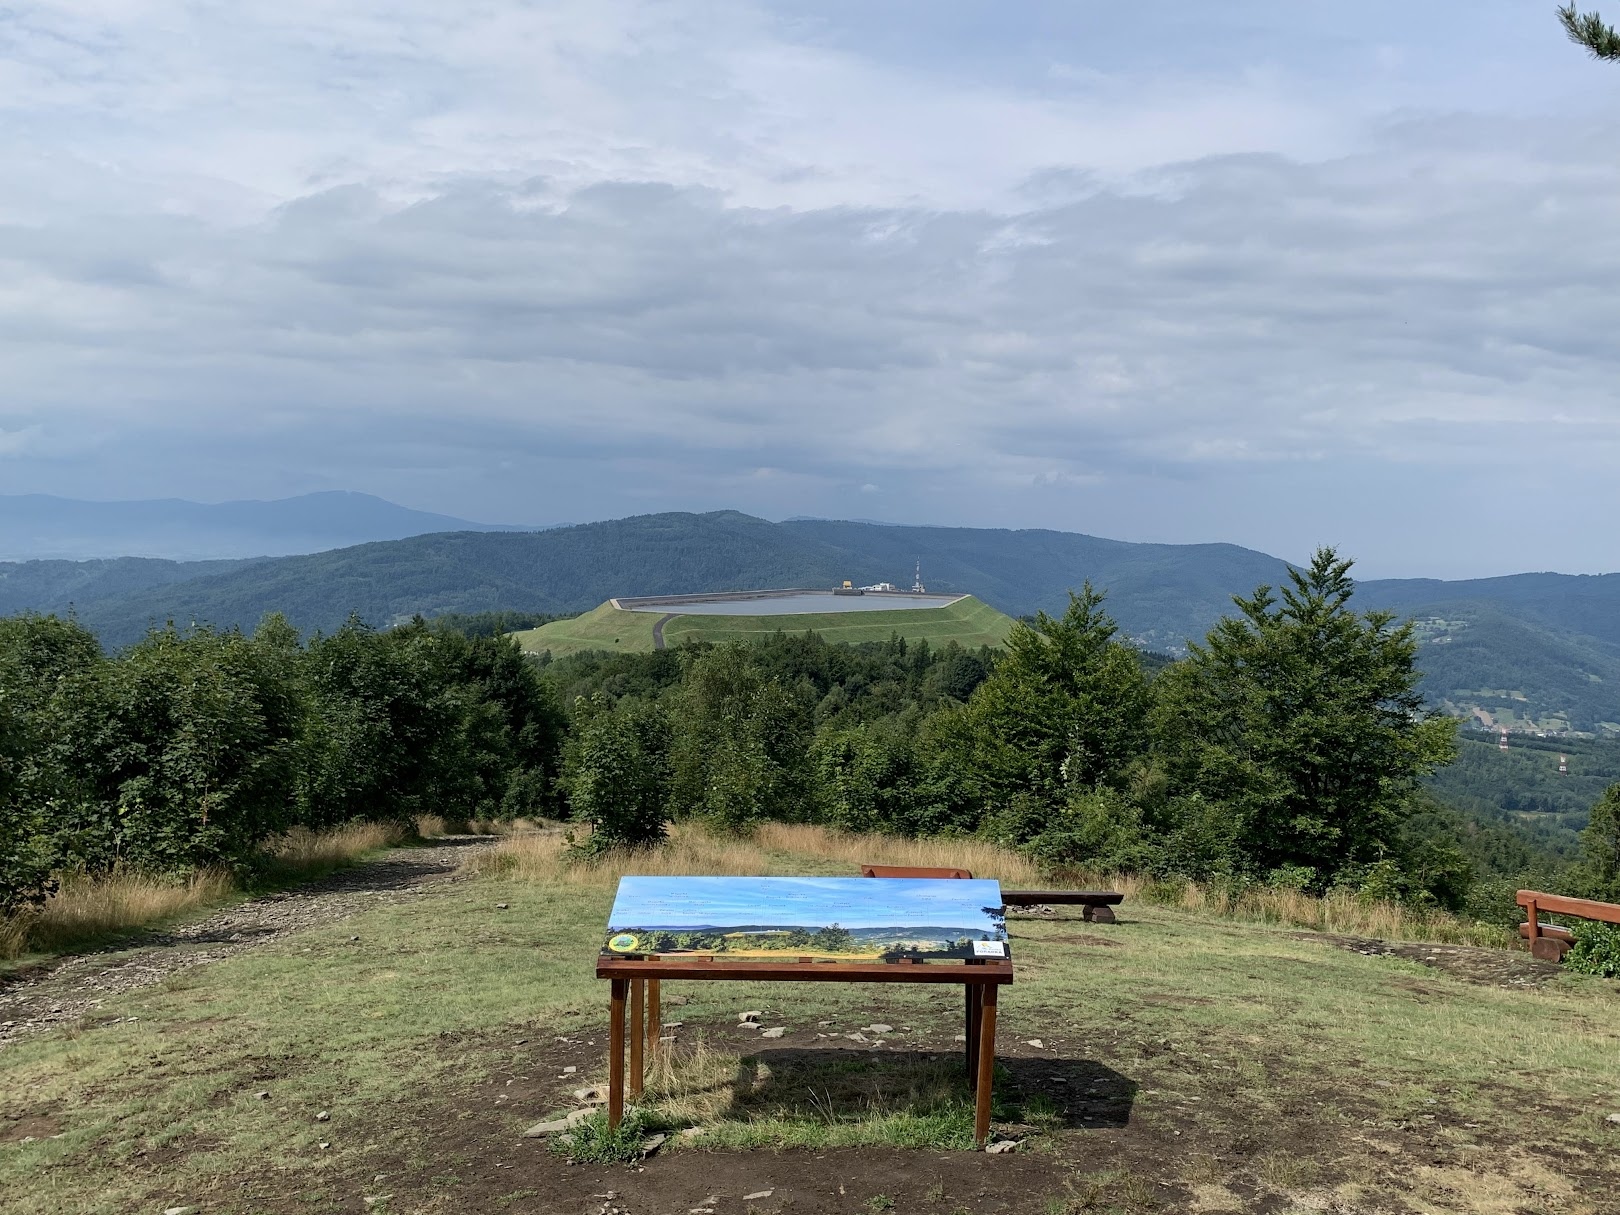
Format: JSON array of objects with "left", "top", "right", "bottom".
[
  {"left": 0, "top": 491, "right": 536, "bottom": 562},
  {"left": 1, "top": 504, "right": 1616, "bottom": 734}
]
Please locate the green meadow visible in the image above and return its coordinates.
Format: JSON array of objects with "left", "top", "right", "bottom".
[{"left": 3, "top": 828, "right": 1618, "bottom": 1214}]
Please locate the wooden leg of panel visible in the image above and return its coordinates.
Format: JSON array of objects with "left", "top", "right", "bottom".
[
  {"left": 608, "top": 979, "right": 627, "bottom": 1130},
  {"left": 629, "top": 978, "right": 645, "bottom": 1098},
  {"left": 973, "top": 984, "right": 998, "bottom": 1145},
  {"left": 647, "top": 979, "right": 662, "bottom": 1060},
  {"left": 964, "top": 984, "right": 980, "bottom": 1078}
]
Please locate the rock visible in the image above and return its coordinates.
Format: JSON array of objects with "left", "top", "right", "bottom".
[
  {"left": 640, "top": 1132, "right": 667, "bottom": 1155},
  {"left": 318, "top": 1141, "right": 331, "bottom": 1150},
  {"left": 1026, "top": 1039, "right": 1045, "bottom": 1049},
  {"left": 863, "top": 1024, "right": 893, "bottom": 1034},
  {"left": 562, "top": 1066, "right": 578, "bottom": 1074},
  {"left": 349, "top": 935, "right": 360, "bottom": 942},
  {"left": 744, "top": 1190, "right": 775, "bottom": 1200},
  {"left": 573, "top": 1087, "right": 601, "bottom": 1101},
  {"left": 315, "top": 1110, "right": 330, "bottom": 1122},
  {"left": 760, "top": 1027, "right": 786, "bottom": 1039},
  {"left": 496, "top": 903, "right": 509, "bottom": 909},
  {"left": 523, "top": 1108, "right": 597, "bottom": 1137},
  {"left": 952, "top": 1034, "right": 967, "bottom": 1042},
  {"left": 737, "top": 1021, "right": 761, "bottom": 1030},
  {"left": 738, "top": 1010, "right": 762, "bottom": 1023},
  {"left": 164, "top": 1207, "right": 195, "bottom": 1215},
  {"left": 255, "top": 1091, "right": 270, "bottom": 1100},
  {"left": 844, "top": 1032, "right": 869, "bottom": 1043},
  {"left": 665, "top": 1020, "right": 685, "bottom": 1028},
  {"left": 675, "top": 1127, "right": 705, "bottom": 1143},
  {"left": 1606, "top": 1113, "right": 1620, "bottom": 1125},
  {"left": 985, "top": 1139, "right": 1019, "bottom": 1154}
]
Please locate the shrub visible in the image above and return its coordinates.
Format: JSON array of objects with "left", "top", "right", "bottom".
[
  {"left": 549, "top": 1108, "right": 656, "bottom": 1164},
  {"left": 1564, "top": 920, "right": 1620, "bottom": 978}
]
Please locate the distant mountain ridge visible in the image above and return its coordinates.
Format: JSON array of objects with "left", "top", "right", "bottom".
[
  {"left": 0, "top": 508, "right": 1615, "bottom": 733},
  {"left": 0, "top": 491, "right": 540, "bottom": 561}
]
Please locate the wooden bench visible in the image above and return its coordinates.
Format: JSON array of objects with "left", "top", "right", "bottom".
[
  {"left": 1517, "top": 889, "right": 1620, "bottom": 962},
  {"left": 859, "top": 864, "right": 1126, "bottom": 923}
]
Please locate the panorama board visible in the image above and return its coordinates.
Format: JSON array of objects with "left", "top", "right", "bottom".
[{"left": 601, "top": 875, "right": 1009, "bottom": 962}]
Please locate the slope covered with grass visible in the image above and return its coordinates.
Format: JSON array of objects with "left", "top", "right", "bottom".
[
  {"left": 3, "top": 824, "right": 1617, "bottom": 1214},
  {"left": 512, "top": 594, "right": 1016, "bottom": 659}
]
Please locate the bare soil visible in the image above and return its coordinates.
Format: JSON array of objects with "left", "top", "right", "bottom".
[
  {"left": 1303, "top": 933, "right": 1565, "bottom": 988},
  {"left": 0, "top": 837, "right": 493, "bottom": 1050}
]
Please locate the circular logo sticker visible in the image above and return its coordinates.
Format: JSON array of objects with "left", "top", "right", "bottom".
[{"left": 608, "top": 933, "right": 640, "bottom": 953}]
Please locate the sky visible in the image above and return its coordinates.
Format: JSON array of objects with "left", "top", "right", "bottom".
[
  {"left": 607, "top": 876, "right": 1005, "bottom": 931},
  {"left": 3, "top": 1, "right": 1619, "bottom": 578}
]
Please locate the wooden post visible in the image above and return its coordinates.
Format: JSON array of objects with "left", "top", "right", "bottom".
[
  {"left": 973, "top": 983, "right": 998, "bottom": 1145},
  {"left": 1526, "top": 897, "right": 1540, "bottom": 940},
  {"left": 647, "top": 978, "right": 662, "bottom": 1060},
  {"left": 608, "top": 978, "right": 627, "bottom": 1130},
  {"left": 629, "top": 978, "right": 645, "bottom": 1098},
  {"left": 964, "top": 984, "right": 981, "bottom": 1078}
]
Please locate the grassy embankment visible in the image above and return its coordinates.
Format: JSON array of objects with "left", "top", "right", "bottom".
[
  {"left": 0, "top": 822, "right": 421, "bottom": 965},
  {"left": 511, "top": 595, "right": 1017, "bottom": 660},
  {"left": 4, "top": 822, "right": 1618, "bottom": 1214}
]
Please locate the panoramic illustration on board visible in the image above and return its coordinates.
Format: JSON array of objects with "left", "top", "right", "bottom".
[{"left": 601, "top": 876, "right": 1010, "bottom": 961}]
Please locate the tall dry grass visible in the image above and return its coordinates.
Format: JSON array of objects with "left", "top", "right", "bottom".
[
  {"left": 0, "top": 867, "right": 236, "bottom": 960},
  {"left": 415, "top": 814, "right": 550, "bottom": 838},
  {"left": 1132, "top": 876, "right": 1512, "bottom": 947},
  {"left": 0, "top": 820, "right": 415, "bottom": 961},
  {"left": 462, "top": 819, "right": 1511, "bottom": 949},
  {"left": 459, "top": 821, "right": 1045, "bottom": 888}
]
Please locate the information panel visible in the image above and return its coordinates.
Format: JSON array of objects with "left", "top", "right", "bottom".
[{"left": 602, "top": 875, "right": 1008, "bottom": 962}]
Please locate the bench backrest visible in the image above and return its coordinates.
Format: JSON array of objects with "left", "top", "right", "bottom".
[
  {"left": 860, "top": 864, "right": 973, "bottom": 879},
  {"left": 1518, "top": 889, "right": 1620, "bottom": 937}
]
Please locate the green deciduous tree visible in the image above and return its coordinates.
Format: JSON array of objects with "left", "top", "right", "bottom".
[
  {"left": 561, "top": 693, "right": 672, "bottom": 853},
  {"left": 1153, "top": 548, "right": 1457, "bottom": 883},
  {"left": 667, "top": 644, "right": 814, "bottom": 831}
]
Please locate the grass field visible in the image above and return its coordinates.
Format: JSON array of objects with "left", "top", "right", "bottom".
[
  {"left": 510, "top": 595, "right": 1017, "bottom": 659},
  {"left": 4, "top": 825, "right": 1618, "bottom": 1214}
]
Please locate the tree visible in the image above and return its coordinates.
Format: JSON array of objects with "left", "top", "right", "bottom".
[
  {"left": 561, "top": 694, "right": 672, "bottom": 853},
  {"left": 667, "top": 644, "right": 813, "bottom": 831},
  {"left": 1154, "top": 548, "right": 1457, "bottom": 883},
  {"left": 945, "top": 585, "right": 1149, "bottom": 823},
  {"left": 1559, "top": 4, "right": 1620, "bottom": 59},
  {"left": 1580, "top": 783, "right": 1620, "bottom": 896},
  {"left": 0, "top": 616, "right": 103, "bottom": 908}
]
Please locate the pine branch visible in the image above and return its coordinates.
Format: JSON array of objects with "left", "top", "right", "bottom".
[{"left": 1559, "top": 3, "right": 1620, "bottom": 59}]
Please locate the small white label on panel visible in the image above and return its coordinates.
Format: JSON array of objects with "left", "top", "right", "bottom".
[{"left": 972, "top": 940, "right": 1007, "bottom": 957}]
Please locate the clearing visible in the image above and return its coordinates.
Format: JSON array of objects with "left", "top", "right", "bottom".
[{"left": 3, "top": 830, "right": 1619, "bottom": 1215}]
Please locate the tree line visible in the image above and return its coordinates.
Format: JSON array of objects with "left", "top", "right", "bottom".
[
  {"left": 5, "top": 546, "right": 1617, "bottom": 922},
  {"left": 0, "top": 613, "right": 564, "bottom": 912}
]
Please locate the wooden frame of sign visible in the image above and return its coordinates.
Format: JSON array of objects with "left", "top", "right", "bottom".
[{"left": 595, "top": 954, "right": 1013, "bottom": 1144}]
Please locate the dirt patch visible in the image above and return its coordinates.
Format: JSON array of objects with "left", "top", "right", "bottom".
[
  {"left": 1301, "top": 933, "right": 1564, "bottom": 988},
  {"left": 0, "top": 1112, "right": 61, "bottom": 1143},
  {"left": 0, "top": 837, "right": 496, "bottom": 1050}
]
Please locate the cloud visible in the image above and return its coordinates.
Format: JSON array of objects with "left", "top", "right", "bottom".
[{"left": 2, "top": 1, "right": 1618, "bottom": 575}]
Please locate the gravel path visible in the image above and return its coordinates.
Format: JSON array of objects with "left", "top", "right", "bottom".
[{"left": 0, "top": 835, "right": 495, "bottom": 1050}]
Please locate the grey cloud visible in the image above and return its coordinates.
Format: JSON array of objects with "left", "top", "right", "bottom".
[{"left": 4, "top": 110, "right": 1620, "bottom": 573}]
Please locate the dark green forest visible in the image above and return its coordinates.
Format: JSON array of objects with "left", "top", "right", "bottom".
[
  {"left": 4, "top": 512, "right": 1619, "bottom": 734},
  {"left": 5, "top": 548, "right": 1617, "bottom": 931}
]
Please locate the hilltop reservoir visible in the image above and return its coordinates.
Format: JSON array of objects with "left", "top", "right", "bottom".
[
  {"left": 615, "top": 590, "right": 967, "bottom": 615},
  {"left": 512, "top": 588, "right": 1014, "bottom": 659}
]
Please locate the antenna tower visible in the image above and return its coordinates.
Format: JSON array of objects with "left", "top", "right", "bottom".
[{"left": 912, "top": 559, "right": 925, "bottom": 594}]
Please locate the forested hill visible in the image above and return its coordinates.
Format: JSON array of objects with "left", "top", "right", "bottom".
[{"left": 2, "top": 509, "right": 1617, "bottom": 732}]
